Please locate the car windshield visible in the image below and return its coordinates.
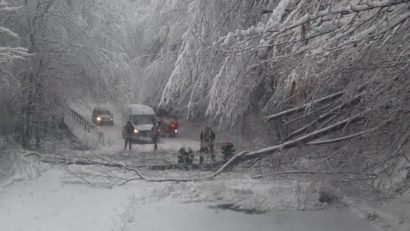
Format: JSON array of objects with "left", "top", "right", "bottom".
[
  {"left": 132, "top": 115, "right": 155, "bottom": 125},
  {"left": 156, "top": 108, "right": 177, "bottom": 119},
  {"left": 96, "top": 110, "right": 111, "bottom": 115}
]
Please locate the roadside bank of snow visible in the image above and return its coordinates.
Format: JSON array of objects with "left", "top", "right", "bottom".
[
  {"left": 0, "top": 149, "right": 49, "bottom": 189},
  {"left": 0, "top": 163, "right": 376, "bottom": 231},
  {"left": 119, "top": 199, "right": 376, "bottom": 231},
  {"left": 344, "top": 193, "right": 410, "bottom": 231},
  {"left": 146, "top": 175, "right": 328, "bottom": 211},
  {"left": 0, "top": 156, "right": 405, "bottom": 231},
  {"left": 0, "top": 166, "right": 131, "bottom": 231}
]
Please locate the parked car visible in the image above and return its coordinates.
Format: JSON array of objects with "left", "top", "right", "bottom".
[
  {"left": 122, "top": 104, "right": 158, "bottom": 143},
  {"left": 92, "top": 107, "right": 114, "bottom": 125},
  {"left": 156, "top": 107, "right": 178, "bottom": 138}
]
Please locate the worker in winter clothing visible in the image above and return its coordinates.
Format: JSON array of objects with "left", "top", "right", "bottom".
[
  {"left": 199, "top": 126, "right": 216, "bottom": 163},
  {"left": 123, "top": 120, "right": 134, "bottom": 150},
  {"left": 221, "top": 142, "right": 235, "bottom": 161},
  {"left": 178, "top": 146, "right": 194, "bottom": 164}
]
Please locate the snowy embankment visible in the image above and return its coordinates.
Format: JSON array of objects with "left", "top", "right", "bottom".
[
  {"left": 0, "top": 149, "right": 41, "bottom": 189},
  {"left": 2, "top": 152, "right": 407, "bottom": 231}
]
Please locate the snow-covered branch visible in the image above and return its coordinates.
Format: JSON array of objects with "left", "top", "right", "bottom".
[{"left": 0, "top": 25, "right": 18, "bottom": 38}]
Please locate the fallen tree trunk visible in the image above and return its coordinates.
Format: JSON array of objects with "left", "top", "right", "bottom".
[
  {"left": 252, "top": 170, "right": 377, "bottom": 179},
  {"left": 132, "top": 109, "right": 371, "bottom": 182},
  {"left": 40, "top": 156, "right": 125, "bottom": 168},
  {"left": 264, "top": 91, "right": 344, "bottom": 121},
  {"left": 238, "top": 109, "right": 370, "bottom": 163},
  {"left": 283, "top": 103, "right": 332, "bottom": 126},
  {"left": 307, "top": 126, "right": 380, "bottom": 146},
  {"left": 38, "top": 155, "right": 223, "bottom": 171},
  {"left": 285, "top": 93, "right": 363, "bottom": 140}
]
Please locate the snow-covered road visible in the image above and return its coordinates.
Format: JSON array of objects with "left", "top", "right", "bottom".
[
  {"left": 68, "top": 100, "right": 200, "bottom": 153},
  {"left": 0, "top": 163, "right": 378, "bottom": 231}
]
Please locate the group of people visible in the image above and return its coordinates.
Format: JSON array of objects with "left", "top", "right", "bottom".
[
  {"left": 123, "top": 122, "right": 233, "bottom": 163},
  {"left": 178, "top": 126, "right": 216, "bottom": 164}
]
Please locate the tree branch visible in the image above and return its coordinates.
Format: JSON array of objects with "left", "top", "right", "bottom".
[
  {"left": 307, "top": 126, "right": 380, "bottom": 146},
  {"left": 264, "top": 91, "right": 344, "bottom": 121},
  {"left": 267, "top": 0, "right": 410, "bottom": 34},
  {"left": 285, "top": 93, "right": 363, "bottom": 140},
  {"left": 252, "top": 170, "right": 376, "bottom": 179}
]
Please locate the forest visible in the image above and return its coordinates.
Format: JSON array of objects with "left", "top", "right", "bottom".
[{"left": 0, "top": 1, "right": 409, "bottom": 231}]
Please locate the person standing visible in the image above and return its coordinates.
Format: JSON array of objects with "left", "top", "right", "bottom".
[
  {"left": 152, "top": 121, "right": 160, "bottom": 151},
  {"left": 199, "top": 125, "right": 216, "bottom": 163},
  {"left": 123, "top": 120, "right": 134, "bottom": 150}
]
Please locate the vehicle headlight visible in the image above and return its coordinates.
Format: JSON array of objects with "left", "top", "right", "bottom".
[
  {"left": 134, "top": 129, "right": 139, "bottom": 134},
  {"left": 174, "top": 129, "right": 178, "bottom": 133},
  {"left": 96, "top": 117, "right": 102, "bottom": 121}
]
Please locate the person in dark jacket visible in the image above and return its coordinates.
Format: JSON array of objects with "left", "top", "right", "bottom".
[
  {"left": 123, "top": 121, "right": 134, "bottom": 150},
  {"left": 221, "top": 142, "right": 235, "bottom": 161},
  {"left": 178, "top": 146, "right": 193, "bottom": 164},
  {"left": 152, "top": 121, "right": 160, "bottom": 151}
]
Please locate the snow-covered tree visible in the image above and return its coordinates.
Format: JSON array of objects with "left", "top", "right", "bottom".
[
  {"left": 0, "top": 0, "right": 28, "bottom": 137},
  {"left": 127, "top": 0, "right": 410, "bottom": 192},
  {"left": 0, "top": 0, "right": 138, "bottom": 147},
  {"left": 155, "top": 0, "right": 410, "bottom": 129}
]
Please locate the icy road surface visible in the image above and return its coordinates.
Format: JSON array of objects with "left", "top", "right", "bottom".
[{"left": 0, "top": 164, "right": 378, "bottom": 231}]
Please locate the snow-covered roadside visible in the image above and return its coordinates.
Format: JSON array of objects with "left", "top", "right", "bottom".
[
  {"left": 120, "top": 198, "right": 375, "bottom": 231},
  {"left": 344, "top": 193, "right": 410, "bottom": 231},
  {"left": 0, "top": 149, "right": 45, "bottom": 189},
  {"left": 0, "top": 167, "right": 130, "bottom": 231},
  {"left": 0, "top": 156, "right": 381, "bottom": 231}
]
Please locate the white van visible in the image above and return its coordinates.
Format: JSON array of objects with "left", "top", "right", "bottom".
[{"left": 122, "top": 104, "right": 157, "bottom": 142}]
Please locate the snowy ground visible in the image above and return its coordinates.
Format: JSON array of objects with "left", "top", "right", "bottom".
[
  {"left": 0, "top": 158, "right": 380, "bottom": 231},
  {"left": 0, "top": 101, "right": 407, "bottom": 231},
  {"left": 1, "top": 145, "right": 409, "bottom": 231}
]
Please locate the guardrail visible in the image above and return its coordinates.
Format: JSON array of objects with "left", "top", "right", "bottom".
[{"left": 64, "top": 107, "right": 108, "bottom": 148}]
